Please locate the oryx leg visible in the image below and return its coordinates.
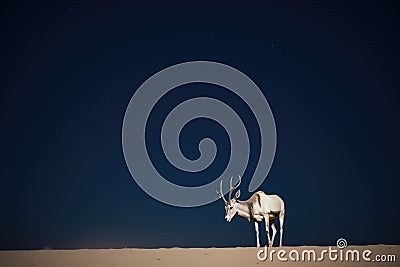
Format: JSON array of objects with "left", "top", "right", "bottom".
[
  {"left": 270, "top": 220, "right": 277, "bottom": 247},
  {"left": 264, "top": 216, "right": 272, "bottom": 247},
  {"left": 279, "top": 212, "right": 284, "bottom": 247},
  {"left": 254, "top": 221, "right": 260, "bottom": 248}
]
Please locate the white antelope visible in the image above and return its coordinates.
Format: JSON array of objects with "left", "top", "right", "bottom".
[{"left": 217, "top": 175, "right": 285, "bottom": 247}]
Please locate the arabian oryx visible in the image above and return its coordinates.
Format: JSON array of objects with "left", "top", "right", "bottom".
[{"left": 217, "top": 175, "right": 285, "bottom": 247}]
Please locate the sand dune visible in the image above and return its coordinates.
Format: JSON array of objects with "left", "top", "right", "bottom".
[{"left": 0, "top": 245, "right": 398, "bottom": 267}]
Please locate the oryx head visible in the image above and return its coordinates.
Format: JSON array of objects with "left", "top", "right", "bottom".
[{"left": 217, "top": 175, "right": 242, "bottom": 222}]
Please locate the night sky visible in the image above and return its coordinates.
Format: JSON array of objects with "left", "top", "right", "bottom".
[{"left": 1, "top": 1, "right": 399, "bottom": 250}]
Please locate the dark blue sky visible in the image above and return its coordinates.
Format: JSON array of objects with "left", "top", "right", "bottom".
[{"left": 1, "top": 1, "right": 399, "bottom": 249}]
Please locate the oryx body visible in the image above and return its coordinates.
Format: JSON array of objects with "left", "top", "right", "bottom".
[{"left": 218, "top": 176, "right": 285, "bottom": 248}]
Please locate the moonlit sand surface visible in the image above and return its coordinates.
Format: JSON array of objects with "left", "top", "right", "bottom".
[{"left": 0, "top": 245, "right": 398, "bottom": 267}]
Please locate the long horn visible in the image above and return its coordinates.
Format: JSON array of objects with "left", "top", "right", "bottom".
[
  {"left": 228, "top": 175, "right": 241, "bottom": 200},
  {"left": 235, "top": 175, "right": 242, "bottom": 190},
  {"left": 218, "top": 180, "right": 227, "bottom": 204},
  {"left": 229, "top": 175, "right": 242, "bottom": 200}
]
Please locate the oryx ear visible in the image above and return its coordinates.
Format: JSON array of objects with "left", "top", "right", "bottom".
[{"left": 235, "top": 189, "right": 241, "bottom": 199}]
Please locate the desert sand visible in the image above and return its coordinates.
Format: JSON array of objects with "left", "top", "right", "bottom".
[{"left": 0, "top": 245, "right": 398, "bottom": 267}]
